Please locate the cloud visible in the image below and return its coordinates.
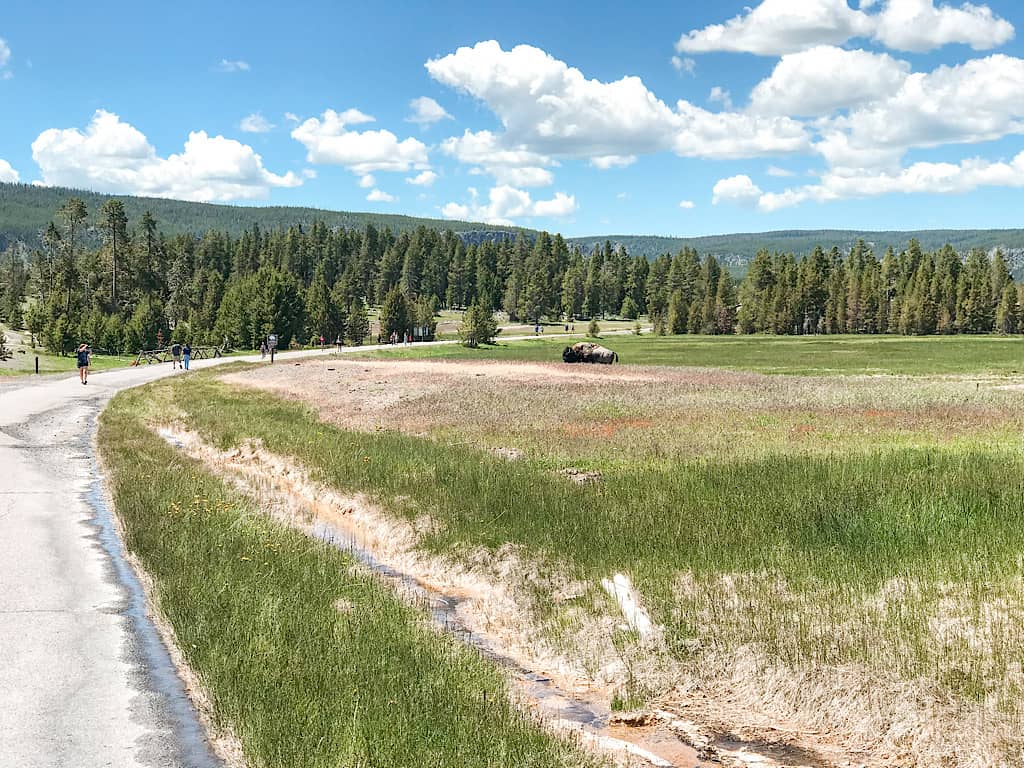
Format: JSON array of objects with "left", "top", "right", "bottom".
[
  {"left": 215, "top": 59, "right": 250, "bottom": 73},
  {"left": 766, "top": 165, "right": 796, "bottom": 177},
  {"left": 712, "top": 174, "right": 764, "bottom": 206},
  {"left": 708, "top": 86, "right": 733, "bottom": 110},
  {"left": 406, "top": 170, "right": 438, "bottom": 186},
  {"left": 32, "top": 110, "right": 301, "bottom": 201},
  {"left": 291, "top": 108, "right": 429, "bottom": 174},
  {"left": 302, "top": 168, "right": 317, "bottom": 179},
  {"left": 284, "top": 112, "right": 300, "bottom": 123},
  {"left": 406, "top": 96, "right": 452, "bottom": 125},
  {"left": 441, "top": 185, "right": 576, "bottom": 224},
  {"left": 749, "top": 46, "right": 910, "bottom": 116},
  {"left": 591, "top": 155, "right": 636, "bottom": 169},
  {"left": 366, "top": 188, "right": 396, "bottom": 203},
  {"left": 757, "top": 151, "right": 1024, "bottom": 210},
  {"left": 815, "top": 54, "right": 1024, "bottom": 169},
  {"left": 872, "top": 0, "right": 1015, "bottom": 52},
  {"left": 0, "top": 158, "right": 19, "bottom": 182},
  {"left": 671, "top": 55, "right": 696, "bottom": 75},
  {"left": 440, "top": 129, "right": 556, "bottom": 187},
  {"left": 678, "top": 199, "right": 695, "bottom": 209},
  {"left": 358, "top": 174, "right": 376, "bottom": 188},
  {"left": 0, "top": 38, "right": 11, "bottom": 79},
  {"left": 676, "top": 0, "right": 1013, "bottom": 56},
  {"left": 427, "top": 41, "right": 810, "bottom": 164},
  {"left": 239, "top": 113, "right": 275, "bottom": 133},
  {"left": 677, "top": 0, "right": 872, "bottom": 55}
]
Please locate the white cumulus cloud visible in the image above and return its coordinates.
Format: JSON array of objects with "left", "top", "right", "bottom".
[
  {"left": 0, "top": 158, "right": 19, "bottom": 182},
  {"left": 676, "top": 0, "right": 1013, "bottom": 56},
  {"left": 427, "top": 41, "right": 809, "bottom": 165},
  {"left": 815, "top": 53, "right": 1024, "bottom": 169},
  {"left": 366, "top": 188, "right": 396, "bottom": 203},
  {"left": 239, "top": 113, "right": 275, "bottom": 133},
  {"left": 758, "top": 152, "right": 1024, "bottom": 210},
  {"left": 749, "top": 46, "right": 910, "bottom": 116},
  {"left": 406, "top": 96, "right": 452, "bottom": 125},
  {"left": 358, "top": 174, "right": 376, "bottom": 188},
  {"left": 712, "top": 175, "right": 764, "bottom": 206},
  {"left": 441, "top": 185, "right": 576, "bottom": 225},
  {"left": 678, "top": 199, "right": 695, "bottom": 209},
  {"left": 406, "top": 170, "right": 438, "bottom": 186},
  {"left": 32, "top": 110, "right": 301, "bottom": 201},
  {"left": 292, "top": 108, "right": 429, "bottom": 174}
]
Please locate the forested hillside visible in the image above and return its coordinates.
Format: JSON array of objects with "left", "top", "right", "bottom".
[
  {"left": 0, "top": 183, "right": 526, "bottom": 250},
  {"left": 570, "top": 230, "right": 1024, "bottom": 276},
  {"left": 0, "top": 197, "right": 1020, "bottom": 357}
]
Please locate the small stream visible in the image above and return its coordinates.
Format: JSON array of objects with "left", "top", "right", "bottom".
[
  {"left": 88, "top": 458, "right": 224, "bottom": 768},
  {"left": 312, "top": 521, "right": 611, "bottom": 730}
]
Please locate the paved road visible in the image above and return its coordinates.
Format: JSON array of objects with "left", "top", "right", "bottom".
[
  {"left": 0, "top": 348, "right": 338, "bottom": 768},
  {"left": 0, "top": 332, "right": 633, "bottom": 768}
]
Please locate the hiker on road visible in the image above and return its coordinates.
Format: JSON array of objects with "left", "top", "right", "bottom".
[
  {"left": 182, "top": 342, "right": 192, "bottom": 371},
  {"left": 170, "top": 341, "right": 182, "bottom": 370},
  {"left": 76, "top": 343, "right": 90, "bottom": 385}
]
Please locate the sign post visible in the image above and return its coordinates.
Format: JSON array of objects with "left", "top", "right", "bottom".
[{"left": 268, "top": 333, "right": 278, "bottom": 364}]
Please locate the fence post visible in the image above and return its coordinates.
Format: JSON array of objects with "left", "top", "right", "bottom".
[{"left": 35, "top": 356, "right": 39, "bottom": 375}]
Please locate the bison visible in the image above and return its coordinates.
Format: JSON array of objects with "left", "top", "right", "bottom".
[{"left": 562, "top": 342, "right": 618, "bottom": 365}]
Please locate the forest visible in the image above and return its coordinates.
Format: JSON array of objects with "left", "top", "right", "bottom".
[{"left": 0, "top": 197, "right": 1021, "bottom": 356}]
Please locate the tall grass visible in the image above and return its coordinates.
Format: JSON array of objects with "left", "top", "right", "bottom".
[
  {"left": 99, "top": 385, "right": 604, "bottom": 768},
  {"left": 166, "top": 371, "right": 1024, "bottom": 714}
]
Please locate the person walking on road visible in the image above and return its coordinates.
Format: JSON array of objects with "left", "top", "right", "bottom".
[
  {"left": 260, "top": 339, "right": 268, "bottom": 359},
  {"left": 182, "top": 342, "right": 192, "bottom": 371},
  {"left": 170, "top": 341, "right": 182, "bottom": 370},
  {"left": 76, "top": 343, "right": 91, "bottom": 385}
]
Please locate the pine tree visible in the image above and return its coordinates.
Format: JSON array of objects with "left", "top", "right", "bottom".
[
  {"left": 0, "top": 330, "right": 11, "bottom": 361},
  {"left": 346, "top": 300, "right": 370, "bottom": 345},
  {"left": 459, "top": 300, "right": 498, "bottom": 348},
  {"left": 379, "top": 286, "right": 411, "bottom": 339},
  {"left": 995, "top": 283, "right": 1021, "bottom": 334},
  {"left": 667, "top": 289, "right": 688, "bottom": 334}
]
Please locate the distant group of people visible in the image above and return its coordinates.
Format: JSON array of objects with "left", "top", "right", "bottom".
[{"left": 381, "top": 331, "right": 413, "bottom": 345}]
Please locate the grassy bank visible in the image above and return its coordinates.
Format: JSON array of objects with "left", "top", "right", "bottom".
[
  {"left": 147, "top": 355, "right": 1024, "bottom": 761},
  {"left": 356, "top": 333, "right": 1024, "bottom": 375},
  {"left": 99, "top": 384, "right": 603, "bottom": 768}
]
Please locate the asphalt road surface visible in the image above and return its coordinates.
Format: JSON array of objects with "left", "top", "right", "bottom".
[{"left": 0, "top": 349, "right": 334, "bottom": 768}]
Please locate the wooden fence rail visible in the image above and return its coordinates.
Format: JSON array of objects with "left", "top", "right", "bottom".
[{"left": 132, "top": 346, "right": 223, "bottom": 366}]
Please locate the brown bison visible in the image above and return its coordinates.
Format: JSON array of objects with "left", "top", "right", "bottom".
[{"left": 562, "top": 342, "right": 618, "bottom": 364}]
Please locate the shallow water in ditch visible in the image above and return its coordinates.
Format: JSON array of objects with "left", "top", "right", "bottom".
[
  {"left": 89, "top": 459, "right": 224, "bottom": 768},
  {"left": 159, "top": 427, "right": 709, "bottom": 767}
]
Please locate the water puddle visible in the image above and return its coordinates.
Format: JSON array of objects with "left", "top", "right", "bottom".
[{"left": 88, "top": 456, "right": 223, "bottom": 768}]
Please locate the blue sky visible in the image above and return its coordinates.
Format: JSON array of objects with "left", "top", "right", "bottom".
[{"left": 4, "top": 0, "right": 1024, "bottom": 236}]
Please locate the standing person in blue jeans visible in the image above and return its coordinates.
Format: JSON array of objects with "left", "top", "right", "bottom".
[
  {"left": 182, "top": 342, "right": 192, "bottom": 370},
  {"left": 76, "top": 343, "right": 90, "bottom": 385}
]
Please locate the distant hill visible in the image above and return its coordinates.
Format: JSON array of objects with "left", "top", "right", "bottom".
[
  {"left": 568, "top": 230, "right": 1024, "bottom": 279},
  {"left": 2, "top": 183, "right": 1021, "bottom": 277},
  {"left": 0, "top": 183, "right": 530, "bottom": 249}
]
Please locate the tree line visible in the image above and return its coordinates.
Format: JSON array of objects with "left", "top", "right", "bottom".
[{"left": 0, "top": 197, "right": 1021, "bottom": 356}]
